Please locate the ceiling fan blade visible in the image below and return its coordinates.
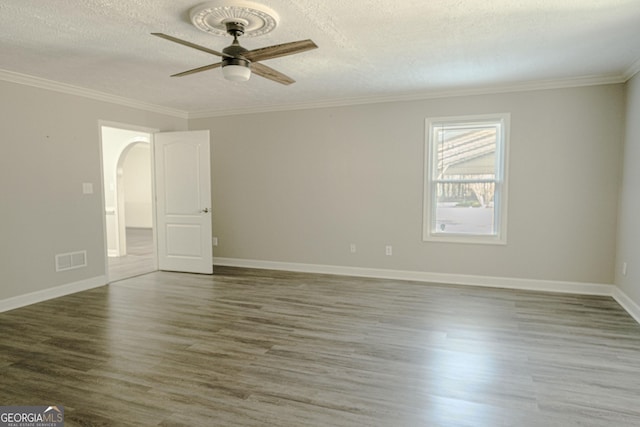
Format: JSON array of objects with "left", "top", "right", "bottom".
[
  {"left": 244, "top": 40, "right": 317, "bottom": 63},
  {"left": 251, "top": 62, "right": 295, "bottom": 85},
  {"left": 151, "top": 33, "right": 229, "bottom": 58},
  {"left": 171, "top": 62, "right": 222, "bottom": 77}
]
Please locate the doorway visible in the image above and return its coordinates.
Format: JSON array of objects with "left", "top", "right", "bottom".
[{"left": 100, "top": 124, "right": 158, "bottom": 282}]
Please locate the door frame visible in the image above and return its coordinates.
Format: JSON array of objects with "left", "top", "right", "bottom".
[{"left": 98, "top": 120, "right": 160, "bottom": 283}]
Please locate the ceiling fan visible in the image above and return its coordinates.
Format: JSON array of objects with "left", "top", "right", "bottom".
[{"left": 152, "top": 21, "right": 317, "bottom": 85}]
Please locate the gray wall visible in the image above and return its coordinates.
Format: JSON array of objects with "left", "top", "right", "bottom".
[
  {"left": 616, "top": 73, "right": 640, "bottom": 303},
  {"left": 0, "top": 77, "right": 632, "bottom": 306},
  {"left": 191, "top": 84, "right": 625, "bottom": 285},
  {"left": 0, "top": 80, "right": 186, "bottom": 301}
]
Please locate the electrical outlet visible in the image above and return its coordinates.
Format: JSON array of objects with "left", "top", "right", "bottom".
[
  {"left": 622, "top": 262, "right": 628, "bottom": 276},
  {"left": 385, "top": 245, "right": 393, "bottom": 256},
  {"left": 212, "top": 237, "right": 219, "bottom": 247},
  {"left": 350, "top": 243, "right": 357, "bottom": 253}
]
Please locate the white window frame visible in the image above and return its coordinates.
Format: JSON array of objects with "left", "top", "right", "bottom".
[{"left": 423, "top": 113, "right": 510, "bottom": 245}]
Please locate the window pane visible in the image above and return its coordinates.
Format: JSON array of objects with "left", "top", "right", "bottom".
[
  {"left": 435, "top": 125, "right": 497, "bottom": 180},
  {"left": 424, "top": 113, "right": 509, "bottom": 244},
  {"left": 434, "top": 182, "right": 495, "bottom": 235}
]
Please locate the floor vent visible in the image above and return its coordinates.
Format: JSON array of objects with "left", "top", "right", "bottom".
[{"left": 55, "top": 250, "right": 87, "bottom": 272}]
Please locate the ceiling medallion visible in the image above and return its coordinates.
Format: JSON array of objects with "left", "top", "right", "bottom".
[{"left": 190, "top": 1, "right": 279, "bottom": 38}]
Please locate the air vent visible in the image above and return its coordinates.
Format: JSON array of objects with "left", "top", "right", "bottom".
[{"left": 55, "top": 250, "right": 87, "bottom": 272}]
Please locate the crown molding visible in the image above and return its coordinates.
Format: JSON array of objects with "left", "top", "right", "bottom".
[
  {"left": 1, "top": 68, "right": 630, "bottom": 121},
  {"left": 187, "top": 73, "right": 627, "bottom": 119},
  {"left": 0, "top": 69, "right": 189, "bottom": 119}
]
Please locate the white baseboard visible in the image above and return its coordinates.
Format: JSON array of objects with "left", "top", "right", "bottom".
[
  {"left": 213, "top": 257, "right": 613, "bottom": 295},
  {"left": 214, "top": 257, "right": 640, "bottom": 324},
  {"left": 0, "top": 275, "right": 107, "bottom": 313},
  {"left": 2, "top": 261, "right": 638, "bottom": 327},
  {"left": 612, "top": 287, "right": 640, "bottom": 324}
]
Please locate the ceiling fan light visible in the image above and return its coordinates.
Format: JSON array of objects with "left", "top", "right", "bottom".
[{"left": 222, "top": 64, "right": 251, "bottom": 82}]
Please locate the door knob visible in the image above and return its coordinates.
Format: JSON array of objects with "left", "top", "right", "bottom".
[{"left": 200, "top": 208, "right": 209, "bottom": 213}]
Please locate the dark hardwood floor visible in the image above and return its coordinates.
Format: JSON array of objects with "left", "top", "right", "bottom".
[{"left": 1, "top": 267, "right": 639, "bottom": 426}]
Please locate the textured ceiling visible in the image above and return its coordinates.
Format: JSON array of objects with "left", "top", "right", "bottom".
[{"left": 1, "top": 0, "right": 639, "bottom": 116}]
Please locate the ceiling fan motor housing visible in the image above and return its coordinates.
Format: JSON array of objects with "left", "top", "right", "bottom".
[
  {"left": 221, "top": 24, "right": 251, "bottom": 81},
  {"left": 222, "top": 28, "right": 250, "bottom": 70},
  {"left": 225, "top": 21, "right": 245, "bottom": 37},
  {"left": 222, "top": 57, "right": 250, "bottom": 68}
]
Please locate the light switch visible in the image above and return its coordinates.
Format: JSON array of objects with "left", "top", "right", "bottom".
[{"left": 82, "top": 182, "right": 94, "bottom": 194}]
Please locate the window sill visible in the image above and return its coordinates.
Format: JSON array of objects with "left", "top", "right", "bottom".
[{"left": 423, "top": 233, "right": 507, "bottom": 245}]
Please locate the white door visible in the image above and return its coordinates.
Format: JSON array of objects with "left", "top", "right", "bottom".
[{"left": 155, "top": 130, "right": 212, "bottom": 274}]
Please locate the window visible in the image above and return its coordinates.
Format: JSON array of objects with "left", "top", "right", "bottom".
[{"left": 423, "top": 113, "right": 509, "bottom": 244}]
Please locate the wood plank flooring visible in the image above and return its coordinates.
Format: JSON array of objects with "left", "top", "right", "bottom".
[
  {"left": 107, "top": 227, "right": 155, "bottom": 282},
  {"left": 1, "top": 267, "right": 640, "bottom": 426}
]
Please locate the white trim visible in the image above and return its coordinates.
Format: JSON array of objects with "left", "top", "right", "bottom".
[
  {"left": 0, "top": 69, "right": 188, "bottom": 119},
  {"left": 0, "top": 68, "right": 628, "bottom": 120},
  {"left": 213, "top": 258, "right": 640, "bottom": 324},
  {"left": 188, "top": 73, "right": 626, "bottom": 118},
  {"left": 214, "top": 257, "right": 612, "bottom": 295},
  {"left": 98, "top": 122, "right": 160, "bottom": 283},
  {"left": 423, "top": 113, "right": 510, "bottom": 245},
  {"left": 0, "top": 276, "right": 107, "bottom": 314},
  {"left": 99, "top": 120, "right": 162, "bottom": 135},
  {"left": 612, "top": 287, "right": 640, "bottom": 325},
  {"left": 2, "top": 262, "right": 637, "bottom": 326}
]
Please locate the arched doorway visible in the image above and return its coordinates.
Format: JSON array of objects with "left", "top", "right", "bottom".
[{"left": 101, "top": 125, "right": 157, "bottom": 282}]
